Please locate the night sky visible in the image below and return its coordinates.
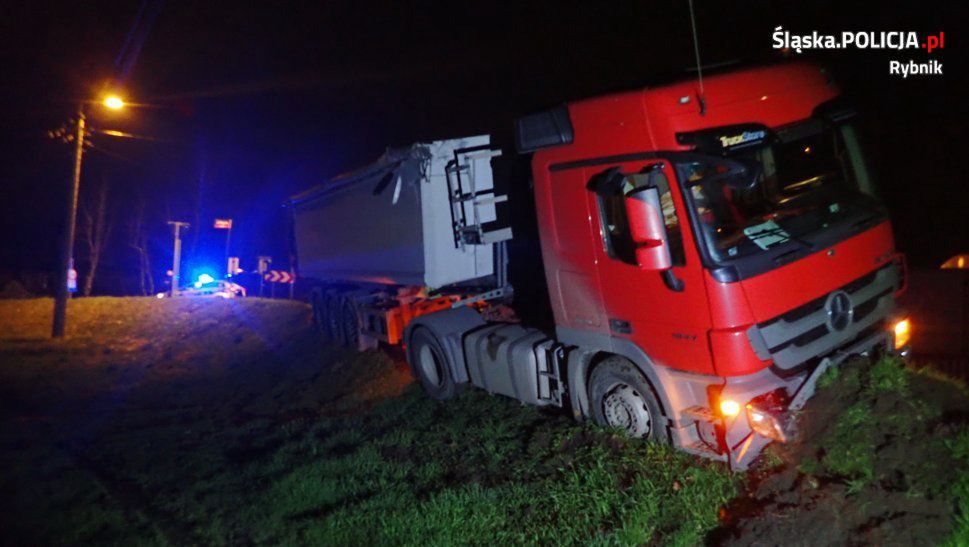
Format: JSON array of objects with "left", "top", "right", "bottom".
[{"left": 0, "top": 1, "right": 964, "bottom": 295}]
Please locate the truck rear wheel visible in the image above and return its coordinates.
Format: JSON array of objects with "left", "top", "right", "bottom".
[
  {"left": 589, "top": 356, "right": 666, "bottom": 443},
  {"left": 408, "top": 327, "right": 459, "bottom": 400},
  {"left": 342, "top": 299, "right": 359, "bottom": 349}
]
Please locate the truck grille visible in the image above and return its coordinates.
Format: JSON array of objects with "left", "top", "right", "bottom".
[{"left": 750, "top": 263, "right": 898, "bottom": 369}]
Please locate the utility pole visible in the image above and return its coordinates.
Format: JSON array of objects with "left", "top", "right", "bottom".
[
  {"left": 51, "top": 106, "right": 86, "bottom": 338},
  {"left": 257, "top": 256, "right": 271, "bottom": 296},
  {"left": 167, "top": 221, "right": 190, "bottom": 296},
  {"left": 224, "top": 223, "right": 232, "bottom": 273}
]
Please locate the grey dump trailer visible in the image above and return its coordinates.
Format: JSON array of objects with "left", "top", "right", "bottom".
[
  {"left": 291, "top": 135, "right": 566, "bottom": 411},
  {"left": 290, "top": 135, "right": 541, "bottom": 356},
  {"left": 291, "top": 135, "right": 511, "bottom": 290}
]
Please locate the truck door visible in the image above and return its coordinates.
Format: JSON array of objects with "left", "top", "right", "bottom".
[
  {"left": 586, "top": 159, "right": 715, "bottom": 375},
  {"left": 540, "top": 167, "right": 608, "bottom": 335}
]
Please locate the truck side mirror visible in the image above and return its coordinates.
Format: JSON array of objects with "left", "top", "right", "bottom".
[{"left": 624, "top": 186, "right": 672, "bottom": 271}]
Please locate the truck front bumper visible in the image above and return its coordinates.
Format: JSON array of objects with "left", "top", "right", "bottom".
[{"left": 719, "top": 328, "right": 893, "bottom": 471}]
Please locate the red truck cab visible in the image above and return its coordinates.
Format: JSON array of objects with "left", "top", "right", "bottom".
[{"left": 519, "top": 62, "right": 908, "bottom": 468}]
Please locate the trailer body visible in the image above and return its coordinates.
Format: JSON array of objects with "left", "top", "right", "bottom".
[{"left": 292, "top": 135, "right": 509, "bottom": 290}]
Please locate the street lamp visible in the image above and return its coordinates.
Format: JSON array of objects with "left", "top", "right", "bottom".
[
  {"left": 51, "top": 95, "right": 126, "bottom": 338},
  {"left": 103, "top": 95, "right": 125, "bottom": 110}
]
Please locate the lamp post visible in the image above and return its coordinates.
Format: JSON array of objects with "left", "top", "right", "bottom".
[
  {"left": 167, "top": 221, "right": 190, "bottom": 297},
  {"left": 51, "top": 96, "right": 125, "bottom": 338}
]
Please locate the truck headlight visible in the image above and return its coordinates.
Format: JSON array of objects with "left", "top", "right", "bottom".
[
  {"left": 746, "top": 390, "right": 792, "bottom": 443},
  {"left": 893, "top": 318, "right": 911, "bottom": 350}
]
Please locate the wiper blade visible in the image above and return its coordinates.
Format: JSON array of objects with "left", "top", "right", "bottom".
[
  {"left": 848, "top": 201, "right": 886, "bottom": 230},
  {"left": 772, "top": 246, "right": 805, "bottom": 265},
  {"left": 852, "top": 214, "right": 880, "bottom": 231}
]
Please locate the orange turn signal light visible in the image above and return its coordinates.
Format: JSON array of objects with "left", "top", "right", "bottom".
[
  {"left": 893, "top": 318, "right": 911, "bottom": 350},
  {"left": 719, "top": 399, "right": 741, "bottom": 417}
]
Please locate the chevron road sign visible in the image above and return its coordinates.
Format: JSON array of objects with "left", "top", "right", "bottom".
[{"left": 263, "top": 270, "right": 294, "bottom": 283}]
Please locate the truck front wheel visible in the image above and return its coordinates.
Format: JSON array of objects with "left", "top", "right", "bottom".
[
  {"left": 589, "top": 357, "right": 666, "bottom": 443},
  {"left": 408, "top": 327, "right": 460, "bottom": 400}
]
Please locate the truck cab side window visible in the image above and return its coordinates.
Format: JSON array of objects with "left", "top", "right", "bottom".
[{"left": 593, "top": 168, "right": 686, "bottom": 266}]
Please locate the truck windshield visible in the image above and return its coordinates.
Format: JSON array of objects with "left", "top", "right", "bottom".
[{"left": 676, "top": 121, "right": 884, "bottom": 263}]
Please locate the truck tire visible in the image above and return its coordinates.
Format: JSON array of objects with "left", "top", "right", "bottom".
[
  {"left": 341, "top": 298, "right": 378, "bottom": 352},
  {"left": 408, "top": 327, "right": 460, "bottom": 400},
  {"left": 311, "top": 290, "right": 327, "bottom": 337},
  {"left": 341, "top": 299, "right": 360, "bottom": 349},
  {"left": 326, "top": 294, "right": 344, "bottom": 345},
  {"left": 589, "top": 356, "right": 667, "bottom": 443}
]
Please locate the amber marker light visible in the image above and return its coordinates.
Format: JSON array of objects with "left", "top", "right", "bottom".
[{"left": 893, "top": 318, "right": 911, "bottom": 350}]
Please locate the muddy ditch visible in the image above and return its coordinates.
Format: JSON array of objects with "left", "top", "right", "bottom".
[{"left": 711, "top": 357, "right": 968, "bottom": 545}]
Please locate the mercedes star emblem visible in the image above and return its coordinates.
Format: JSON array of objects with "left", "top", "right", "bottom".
[{"left": 825, "top": 290, "right": 854, "bottom": 332}]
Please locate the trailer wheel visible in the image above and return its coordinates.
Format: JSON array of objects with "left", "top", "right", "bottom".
[
  {"left": 408, "top": 327, "right": 459, "bottom": 400},
  {"left": 326, "top": 294, "right": 344, "bottom": 344},
  {"left": 589, "top": 356, "right": 666, "bottom": 443},
  {"left": 341, "top": 299, "right": 360, "bottom": 350},
  {"left": 311, "top": 290, "right": 327, "bottom": 336}
]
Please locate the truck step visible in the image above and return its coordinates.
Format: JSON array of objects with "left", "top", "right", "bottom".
[
  {"left": 681, "top": 441, "right": 727, "bottom": 462},
  {"left": 683, "top": 405, "right": 718, "bottom": 423}
]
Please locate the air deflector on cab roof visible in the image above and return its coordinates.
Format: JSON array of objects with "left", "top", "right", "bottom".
[{"left": 515, "top": 105, "right": 574, "bottom": 154}]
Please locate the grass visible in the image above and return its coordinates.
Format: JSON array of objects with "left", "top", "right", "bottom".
[
  {"left": 222, "top": 391, "right": 736, "bottom": 545},
  {"left": 0, "top": 297, "right": 737, "bottom": 545},
  {"left": 811, "top": 356, "right": 949, "bottom": 486},
  {"left": 2, "top": 297, "right": 966, "bottom": 545},
  {"left": 789, "top": 355, "right": 969, "bottom": 544},
  {"left": 822, "top": 401, "right": 876, "bottom": 482},
  {"left": 946, "top": 430, "right": 969, "bottom": 546},
  {"left": 816, "top": 358, "right": 911, "bottom": 481}
]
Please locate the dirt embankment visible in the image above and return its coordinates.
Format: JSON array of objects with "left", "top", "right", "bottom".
[
  {"left": 0, "top": 297, "right": 413, "bottom": 424},
  {"left": 712, "top": 357, "right": 969, "bottom": 546}
]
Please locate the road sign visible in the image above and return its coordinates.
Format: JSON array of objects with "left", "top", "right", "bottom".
[
  {"left": 227, "top": 256, "right": 240, "bottom": 276},
  {"left": 257, "top": 256, "right": 272, "bottom": 274},
  {"left": 263, "top": 270, "right": 294, "bottom": 283},
  {"left": 214, "top": 218, "right": 233, "bottom": 229}
]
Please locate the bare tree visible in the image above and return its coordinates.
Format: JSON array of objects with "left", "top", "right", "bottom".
[
  {"left": 79, "top": 176, "right": 114, "bottom": 296},
  {"left": 128, "top": 199, "right": 155, "bottom": 296}
]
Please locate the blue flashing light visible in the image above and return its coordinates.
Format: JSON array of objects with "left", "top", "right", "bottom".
[{"left": 194, "top": 273, "right": 216, "bottom": 288}]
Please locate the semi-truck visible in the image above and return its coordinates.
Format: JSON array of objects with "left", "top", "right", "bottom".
[{"left": 290, "top": 62, "right": 910, "bottom": 470}]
